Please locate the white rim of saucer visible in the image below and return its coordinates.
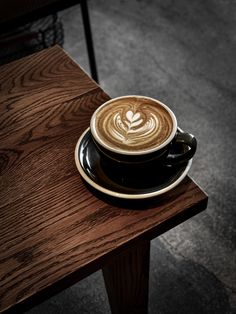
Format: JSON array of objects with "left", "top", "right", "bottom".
[
  {"left": 90, "top": 95, "right": 178, "bottom": 156},
  {"left": 74, "top": 128, "right": 192, "bottom": 200}
]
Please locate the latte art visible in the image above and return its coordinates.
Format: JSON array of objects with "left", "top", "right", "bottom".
[
  {"left": 92, "top": 97, "right": 174, "bottom": 153},
  {"left": 106, "top": 108, "right": 159, "bottom": 145}
]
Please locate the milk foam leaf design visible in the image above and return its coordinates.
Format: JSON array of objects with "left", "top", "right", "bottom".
[
  {"left": 129, "top": 119, "right": 143, "bottom": 128},
  {"left": 95, "top": 97, "right": 174, "bottom": 150},
  {"left": 126, "top": 110, "right": 141, "bottom": 122},
  {"left": 125, "top": 110, "right": 143, "bottom": 131}
]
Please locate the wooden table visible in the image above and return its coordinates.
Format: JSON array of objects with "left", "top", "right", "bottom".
[{"left": 0, "top": 46, "right": 208, "bottom": 314}]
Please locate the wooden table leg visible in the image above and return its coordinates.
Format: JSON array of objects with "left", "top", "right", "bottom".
[{"left": 102, "top": 240, "right": 150, "bottom": 314}]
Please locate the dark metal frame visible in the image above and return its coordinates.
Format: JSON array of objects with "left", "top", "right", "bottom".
[{"left": 0, "top": 0, "right": 98, "bottom": 82}]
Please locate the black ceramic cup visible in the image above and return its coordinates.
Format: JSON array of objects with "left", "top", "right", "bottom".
[{"left": 90, "top": 96, "right": 197, "bottom": 169}]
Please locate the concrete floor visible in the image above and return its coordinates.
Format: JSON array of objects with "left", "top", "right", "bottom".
[{"left": 26, "top": 0, "right": 236, "bottom": 313}]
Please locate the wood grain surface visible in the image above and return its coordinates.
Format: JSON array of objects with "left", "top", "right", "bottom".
[
  {"left": 103, "top": 240, "right": 150, "bottom": 314},
  {"left": 0, "top": 46, "right": 208, "bottom": 313}
]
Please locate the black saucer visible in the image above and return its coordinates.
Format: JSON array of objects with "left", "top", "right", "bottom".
[{"left": 74, "top": 128, "right": 192, "bottom": 199}]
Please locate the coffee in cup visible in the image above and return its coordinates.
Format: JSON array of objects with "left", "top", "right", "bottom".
[{"left": 90, "top": 95, "right": 196, "bottom": 166}]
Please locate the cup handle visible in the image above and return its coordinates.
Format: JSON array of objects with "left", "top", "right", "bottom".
[{"left": 165, "top": 131, "right": 197, "bottom": 166}]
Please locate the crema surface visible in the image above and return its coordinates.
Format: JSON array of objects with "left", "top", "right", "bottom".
[{"left": 94, "top": 97, "right": 173, "bottom": 152}]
